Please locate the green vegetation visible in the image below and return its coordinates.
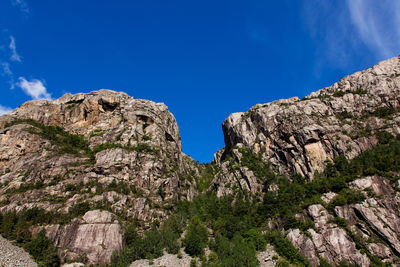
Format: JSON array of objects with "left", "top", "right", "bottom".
[
  {"left": 183, "top": 216, "right": 208, "bottom": 256},
  {"left": 327, "top": 189, "right": 365, "bottom": 212},
  {"left": 197, "top": 164, "right": 215, "bottom": 192},
  {"left": 3, "top": 120, "right": 400, "bottom": 266},
  {"left": 110, "top": 214, "right": 185, "bottom": 266},
  {"left": 4, "top": 119, "right": 158, "bottom": 164},
  {"left": 352, "top": 88, "right": 367, "bottom": 95},
  {"left": 333, "top": 91, "right": 346, "bottom": 97},
  {"left": 173, "top": 138, "right": 399, "bottom": 265},
  {"left": 5, "top": 119, "right": 90, "bottom": 156},
  {"left": 142, "top": 133, "right": 151, "bottom": 141},
  {"left": 89, "top": 129, "right": 106, "bottom": 137},
  {"left": 25, "top": 230, "right": 59, "bottom": 267},
  {"left": 0, "top": 208, "right": 60, "bottom": 266},
  {"left": 371, "top": 106, "right": 398, "bottom": 119},
  {"left": 12, "top": 180, "right": 46, "bottom": 194},
  {"left": 336, "top": 111, "right": 354, "bottom": 120}
]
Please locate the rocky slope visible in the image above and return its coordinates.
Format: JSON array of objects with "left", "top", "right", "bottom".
[
  {"left": 0, "top": 235, "right": 37, "bottom": 267},
  {"left": 213, "top": 56, "right": 400, "bottom": 195},
  {"left": 210, "top": 57, "right": 400, "bottom": 266},
  {"left": 0, "top": 57, "right": 400, "bottom": 266},
  {"left": 280, "top": 173, "right": 400, "bottom": 266},
  {"left": 0, "top": 89, "right": 197, "bottom": 264}
]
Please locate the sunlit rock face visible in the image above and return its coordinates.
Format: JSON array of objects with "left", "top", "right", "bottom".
[
  {"left": 0, "top": 89, "right": 197, "bottom": 263},
  {"left": 213, "top": 57, "right": 400, "bottom": 196}
]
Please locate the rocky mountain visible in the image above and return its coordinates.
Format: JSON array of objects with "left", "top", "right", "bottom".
[
  {"left": 213, "top": 56, "right": 400, "bottom": 195},
  {"left": 0, "top": 57, "right": 399, "bottom": 266},
  {"left": 0, "top": 90, "right": 197, "bottom": 264}
]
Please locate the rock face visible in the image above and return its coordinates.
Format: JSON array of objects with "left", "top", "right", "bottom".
[
  {"left": 1, "top": 57, "right": 400, "bottom": 265},
  {"left": 211, "top": 57, "right": 400, "bottom": 266},
  {"left": 0, "top": 90, "right": 196, "bottom": 264},
  {"left": 287, "top": 175, "right": 400, "bottom": 266},
  {"left": 214, "top": 57, "right": 400, "bottom": 194},
  {"left": 43, "top": 210, "right": 123, "bottom": 264},
  {"left": 288, "top": 204, "right": 370, "bottom": 266}
]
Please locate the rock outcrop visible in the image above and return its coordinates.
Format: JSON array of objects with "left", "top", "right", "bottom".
[
  {"left": 214, "top": 57, "right": 400, "bottom": 195},
  {"left": 43, "top": 210, "right": 123, "bottom": 264},
  {"left": 211, "top": 57, "right": 400, "bottom": 266},
  {"left": 1, "top": 57, "right": 400, "bottom": 266},
  {"left": 0, "top": 90, "right": 197, "bottom": 264}
]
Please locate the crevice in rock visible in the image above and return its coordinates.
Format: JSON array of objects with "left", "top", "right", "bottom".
[
  {"left": 165, "top": 132, "right": 174, "bottom": 142},
  {"left": 136, "top": 115, "right": 154, "bottom": 130},
  {"left": 98, "top": 99, "right": 119, "bottom": 112},
  {"left": 65, "top": 99, "right": 84, "bottom": 105}
]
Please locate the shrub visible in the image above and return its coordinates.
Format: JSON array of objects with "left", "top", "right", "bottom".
[
  {"left": 333, "top": 91, "right": 346, "bottom": 97},
  {"left": 183, "top": 216, "right": 208, "bottom": 256},
  {"left": 327, "top": 189, "right": 365, "bottom": 212},
  {"left": 372, "top": 106, "right": 397, "bottom": 119},
  {"left": 25, "top": 230, "right": 60, "bottom": 267},
  {"left": 265, "top": 231, "right": 309, "bottom": 266}
]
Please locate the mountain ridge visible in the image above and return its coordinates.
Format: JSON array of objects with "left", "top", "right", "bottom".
[{"left": 0, "top": 57, "right": 399, "bottom": 266}]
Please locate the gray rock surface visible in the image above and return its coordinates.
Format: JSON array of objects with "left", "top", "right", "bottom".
[
  {"left": 41, "top": 210, "right": 123, "bottom": 264},
  {"left": 214, "top": 57, "right": 400, "bottom": 195},
  {"left": 129, "top": 250, "right": 192, "bottom": 267},
  {"left": 0, "top": 90, "right": 197, "bottom": 264},
  {"left": 1, "top": 58, "right": 400, "bottom": 266},
  {"left": 0, "top": 234, "right": 37, "bottom": 267},
  {"left": 288, "top": 204, "right": 370, "bottom": 266}
]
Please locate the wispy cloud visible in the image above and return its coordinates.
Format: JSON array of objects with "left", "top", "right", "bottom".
[
  {"left": 1, "top": 62, "right": 12, "bottom": 76},
  {"left": 10, "top": 0, "right": 29, "bottom": 14},
  {"left": 17, "top": 77, "right": 52, "bottom": 100},
  {"left": 347, "top": 0, "right": 400, "bottom": 59},
  {"left": 9, "top": 36, "right": 21, "bottom": 62},
  {"left": 302, "top": 0, "right": 400, "bottom": 67},
  {"left": 0, "top": 62, "right": 15, "bottom": 89},
  {"left": 0, "top": 105, "right": 13, "bottom": 115}
]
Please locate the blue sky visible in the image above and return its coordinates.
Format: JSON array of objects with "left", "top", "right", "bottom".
[{"left": 0, "top": 0, "right": 399, "bottom": 162}]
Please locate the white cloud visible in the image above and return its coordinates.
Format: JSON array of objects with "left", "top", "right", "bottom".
[
  {"left": 10, "top": 0, "right": 29, "bottom": 14},
  {"left": 347, "top": 0, "right": 400, "bottom": 59},
  {"left": 0, "top": 62, "right": 15, "bottom": 89},
  {"left": 0, "top": 105, "right": 13, "bottom": 115},
  {"left": 1, "top": 62, "right": 12, "bottom": 76},
  {"left": 9, "top": 36, "right": 21, "bottom": 62},
  {"left": 17, "top": 77, "right": 52, "bottom": 100},
  {"left": 301, "top": 0, "right": 400, "bottom": 69}
]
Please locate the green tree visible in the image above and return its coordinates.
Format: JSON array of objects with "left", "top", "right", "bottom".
[{"left": 183, "top": 216, "right": 208, "bottom": 256}]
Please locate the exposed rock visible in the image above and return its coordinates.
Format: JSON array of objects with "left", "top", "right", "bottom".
[
  {"left": 257, "top": 244, "right": 279, "bottom": 267},
  {"left": 43, "top": 210, "right": 123, "bottom": 264},
  {"left": 214, "top": 57, "right": 400, "bottom": 195},
  {"left": 1, "top": 57, "right": 400, "bottom": 266},
  {"left": 0, "top": 234, "right": 37, "bottom": 267},
  {"left": 333, "top": 176, "right": 400, "bottom": 264},
  {"left": 288, "top": 205, "right": 370, "bottom": 266},
  {"left": 61, "top": 263, "right": 85, "bottom": 267},
  {"left": 129, "top": 250, "right": 193, "bottom": 267},
  {"left": 0, "top": 90, "right": 197, "bottom": 264},
  {"left": 321, "top": 192, "right": 337, "bottom": 204}
]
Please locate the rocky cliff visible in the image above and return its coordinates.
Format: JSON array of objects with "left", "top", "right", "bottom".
[
  {"left": 210, "top": 57, "right": 400, "bottom": 266},
  {"left": 213, "top": 56, "right": 400, "bottom": 195},
  {"left": 0, "top": 57, "right": 400, "bottom": 266},
  {"left": 0, "top": 89, "right": 197, "bottom": 264}
]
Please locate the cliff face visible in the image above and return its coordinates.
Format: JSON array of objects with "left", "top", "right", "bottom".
[
  {"left": 0, "top": 58, "right": 400, "bottom": 266},
  {"left": 214, "top": 57, "right": 400, "bottom": 195},
  {"left": 211, "top": 57, "right": 400, "bottom": 266},
  {"left": 0, "top": 89, "right": 196, "bottom": 263}
]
